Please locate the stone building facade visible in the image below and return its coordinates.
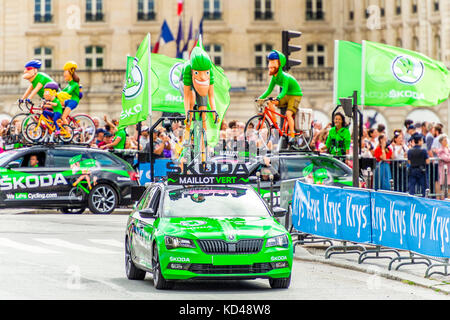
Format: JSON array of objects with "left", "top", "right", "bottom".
[{"left": 0, "top": 0, "right": 448, "bottom": 132}]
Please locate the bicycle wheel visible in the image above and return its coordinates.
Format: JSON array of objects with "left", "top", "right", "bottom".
[
  {"left": 244, "top": 115, "right": 272, "bottom": 147},
  {"left": 189, "top": 121, "right": 202, "bottom": 164},
  {"left": 291, "top": 126, "right": 314, "bottom": 151},
  {"left": 21, "top": 114, "right": 41, "bottom": 144},
  {"left": 58, "top": 124, "right": 74, "bottom": 143},
  {"left": 5, "top": 113, "right": 28, "bottom": 145},
  {"left": 70, "top": 114, "right": 95, "bottom": 144},
  {"left": 25, "top": 121, "right": 48, "bottom": 143}
]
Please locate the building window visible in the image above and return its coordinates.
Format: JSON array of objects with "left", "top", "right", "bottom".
[
  {"left": 86, "top": 0, "right": 104, "bottom": 22},
  {"left": 85, "top": 46, "right": 104, "bottom": 69},
  {"left": 34, "top": 0, "right": 52, "bottom": 23},
  {"left": 434, "top": 0, "right": 439, "bottom": 11},
  {"left": 255, "top": 43, "right": 273, "bottom": 68},
  {"left": 348, "top": 0, "right": 354, "bottom": 21},
  {"left": 306, "top": 44, "right": 325, "bottom": 67},
  {"left": 435, "top": 35, "right": 441, "bottom": 60},
  {"left": 412, "top": 36, "right": 419, "bottom": 51},
  {"left": 411, "top": 0, "right": 418, "bottom": 14},
  {"left": 364, "top": 0, "right": 369, "bottom": 19},
  {"left": 205, "top": 44, "right": 223, "bottom": 66},
  {"left": 306, "top": 0, "right": 324, "bottom": 20},
  {"left": 380, "top": 0, "right": 385, "bottom": 17},
  {"left": 34, "top": 47, "right": 52, "bottom": 70},
  {"left": 254, "top": 0, "right": 273, "bottom": 20},
  {"left": 203, "top": 0, "right": 222, "bottom": 20},
  {"left": 395, "top": 0, "right": 401, "bottom": 15},
  {"left": 137, "top": 0, "right": 156, "bottom": 21}
]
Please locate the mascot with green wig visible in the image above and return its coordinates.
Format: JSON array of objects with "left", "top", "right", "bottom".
[{"left": 179, "top": 35, "right": 218, "bottom": 143}]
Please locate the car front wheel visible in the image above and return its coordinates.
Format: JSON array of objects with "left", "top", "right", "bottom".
[
  {"left": 152, "top": 245, "right": 173, "bottom": 290},
  {"left": 125, "top": 237, "right": 146, "bottom": 280}
]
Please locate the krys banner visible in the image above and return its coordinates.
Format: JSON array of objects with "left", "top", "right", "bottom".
[
  {"left": 371, "top": 191, "right": 450, "bottom": 259},
  {"left": 291, "top": 181, "right": 372, "bottom": 244}
]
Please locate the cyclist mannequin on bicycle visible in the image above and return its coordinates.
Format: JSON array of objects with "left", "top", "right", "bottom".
[
  {"left": 179, "top": 36, "right": 218, "bottom": 143},
  {"left": 20, "top": 60, "right": 56, "bottom": 102},
  {"left": 58, "top": 61, "right": 82, "bottom": 125},
  {"left": 42, "top": 82, "right": 64, "bottom": 135},
  {"left": 258, "top": 50, "right": 303, "bottom": 142}
]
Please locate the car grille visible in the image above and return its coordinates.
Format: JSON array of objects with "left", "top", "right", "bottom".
[
  {"left": 189, "top": 263, "right": 272, "bottom": 274},
  {"left": 197, "top": 239, "right": 264, "bottom": 254}
]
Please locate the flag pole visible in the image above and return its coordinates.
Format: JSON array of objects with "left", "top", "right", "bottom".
[{"left": 148, "top": 32, "right": 152, "bottom": 137}]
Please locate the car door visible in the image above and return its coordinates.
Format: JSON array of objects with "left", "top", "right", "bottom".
[
  {"left": 0, "top": 149, "right": 62, "bottom": 207},
  {"left": 47, "top": 149, "right": 92, "bottom": 203},
  {"left": 139, "top": 186, "right": 162, "bottom": 267},
  {"left": 130, "top": 185, "right": 155, "bottom": 269}
]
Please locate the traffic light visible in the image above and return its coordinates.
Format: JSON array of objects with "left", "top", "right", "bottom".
[{"left": 282, "top": 30, "right": 302, "bottom": 71}]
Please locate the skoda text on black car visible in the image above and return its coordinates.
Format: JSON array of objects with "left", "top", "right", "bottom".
[
  {"left": 0, "top": 145, "right": 139, "bottom": 214},
  {"left": 125, "top": 176, "right": 293, "bottom": 290}
]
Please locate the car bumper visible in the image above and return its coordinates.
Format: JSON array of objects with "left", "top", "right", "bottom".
[{"left": 159, "top": 245, "right": 293, "bottom": 280}]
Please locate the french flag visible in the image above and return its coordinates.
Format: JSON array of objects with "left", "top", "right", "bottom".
[
  {"left": 177, "top": 0, "right": 183, "bottom": 16},
  {"left": 152, "top": 19, "right": 175, "bottom": 53}
]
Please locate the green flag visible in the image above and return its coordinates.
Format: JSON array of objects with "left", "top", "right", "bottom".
[
  {"left": 150, "top": 53, "right": 231, "bottom": 147},
  {"left": 333, "top": 40, "right": 363, "bottom": 104},
  {"left": 118, "top": 34, "right": 150, "bottom": 130},
  {"left": 362, "top": 40, "right": 450, "bottom": 106}
]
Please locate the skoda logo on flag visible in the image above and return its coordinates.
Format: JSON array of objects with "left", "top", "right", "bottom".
[
  {"left": 169, "top": 62, "right": 184, "bottom": 90},
  {"left": 391, "top": 55, "right": 424, "bottom": 85},
  {"left": 123, "top": 57, "right": 144, "bottom": 100}
]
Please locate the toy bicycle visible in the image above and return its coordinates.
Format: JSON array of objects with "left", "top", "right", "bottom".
[
  {"left": 24, "top": 107, "right": 74, "bottom": 144},
  {"left": 184, "top": 106, "right": 219, "bottom": 165},
  {"left": 244, "top": 97, "right": 314, "bottom": 151}
]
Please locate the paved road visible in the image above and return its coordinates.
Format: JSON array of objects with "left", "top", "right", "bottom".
[{"left": 0, "top": 212, "right": 448, "bottom": 300}]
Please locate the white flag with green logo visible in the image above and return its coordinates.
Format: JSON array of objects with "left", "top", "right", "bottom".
[
  {"left": 118, "top": 34, "right": 150, "bottom": 130},
  {"left": 362, "top": 40, "right": 450, "bottom": 106}
]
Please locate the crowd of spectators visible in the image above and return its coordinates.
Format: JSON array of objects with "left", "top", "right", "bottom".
[{"left": 1, "top": 111, "right": 449, "bottom": 198}]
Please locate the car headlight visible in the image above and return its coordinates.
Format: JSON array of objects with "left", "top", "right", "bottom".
[
  {"left": 164, "top": 236, "right": 196, "bottom": 249},
  {"left": 266, "top": 234, "right": 289, "bottom": 248}
]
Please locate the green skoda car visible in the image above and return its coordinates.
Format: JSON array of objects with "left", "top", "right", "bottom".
[{"left": 125, "top": 182, "right": 293, "bottom": 289}]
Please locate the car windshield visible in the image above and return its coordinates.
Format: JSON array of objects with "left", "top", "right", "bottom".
[
  {"left": 0, "top": 150, "right": 19, "bottom": 167},
  {"left": 163, "top": 186, "right": 271, "bottom": 218}
]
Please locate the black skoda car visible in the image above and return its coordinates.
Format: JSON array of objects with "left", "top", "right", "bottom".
[{"left": 0, "top": 145, "right": 139, "bottom": 214}]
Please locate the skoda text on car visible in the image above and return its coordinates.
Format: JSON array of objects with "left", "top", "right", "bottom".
[
  {"left": 0, "top": 145, "right": 139, "bottom": 214},
  {"left": 125, "top": 180, "right": 293, "bottom": 289}
]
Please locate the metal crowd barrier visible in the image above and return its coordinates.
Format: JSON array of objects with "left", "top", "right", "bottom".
[{"left": 276, "top": 179, "right": 450, "bottom": 279}]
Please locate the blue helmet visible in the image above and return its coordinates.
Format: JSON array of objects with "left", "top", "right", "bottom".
[
  {"left": 267, "top": 51, "right": 280, "bottom": 61},
  {"left": 25, "top": 60, "right": 42, "bottom": 69}
]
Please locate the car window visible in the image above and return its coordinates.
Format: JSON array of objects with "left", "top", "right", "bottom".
[
  {"left": 138, "top": 187, "right": 154, "bottom": 211},
  {"left": 7, "top": 151, "right": 47, "bottom": 168},
  {"left": 163, "top": 187, "right": 271, "bottom": 218},
  {"left": 91, "top": 152, "right": 124, "bottom": 167},
  {"left": 0, "top": 150, "right": 19, "bottom": 167},
  {"left": 284, "top": 157, "right": 350, "bottom": 180},
  {"left": 149, "top": 188, "right": 162, "bottom": 213},
  {"left": 313, "top": 158, "right": 350, "bottom": 176},
  {"left": 283, "top": 158, "right": 309, "bottom": 179},
  {"left": 50, "top": 150, "right": 89, "bottom": 167}
]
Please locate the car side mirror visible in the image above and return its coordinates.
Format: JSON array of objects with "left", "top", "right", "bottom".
[
  {"left": 139, "top": 208, "right": 156, "bottom": 218},
  {"left": 272, "top": 206, "right": 287, "bottom": 218},
  {"left": 7, "top": 161, "right": 20, "bottom": 169}
]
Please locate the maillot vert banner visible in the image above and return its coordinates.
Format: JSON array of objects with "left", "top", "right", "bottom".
[{"left": 292, "top": 181, "right": 450, "bottom": 258}]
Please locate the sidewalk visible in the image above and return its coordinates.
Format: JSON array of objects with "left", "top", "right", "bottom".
[{"left": 294, "top": 241, "right": 450, "bottom": 295}]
